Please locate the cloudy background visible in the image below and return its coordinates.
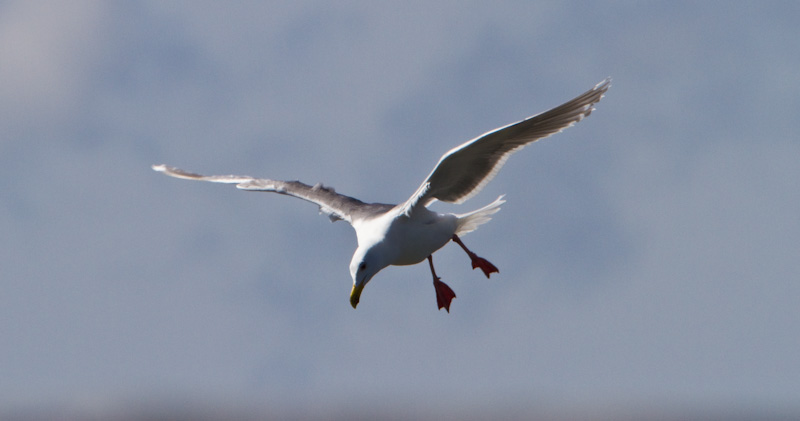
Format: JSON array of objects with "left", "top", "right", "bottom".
[{"left": 2, "top": 1, "right": 799, "bottom": 419}]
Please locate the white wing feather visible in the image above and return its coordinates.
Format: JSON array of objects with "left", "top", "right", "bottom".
[
  {"left": 405, "top": 78, "right": 611, "bottom": 210},
  {"left": 152, "top": 165, "right": 393, "bottom": 224}
]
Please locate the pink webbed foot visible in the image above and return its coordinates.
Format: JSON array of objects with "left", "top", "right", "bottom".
[
  {"left": 470, "top": 255, "right": 499, "bottom": 278},
  {"left": 433, "top": 277, "right": 457, "bottom": 313},
  {"left": 428, "top": 255, "right": 456, "bottom": 312},
  {"left": 451, "top": 234, "right": 499, "bottom": 278}
]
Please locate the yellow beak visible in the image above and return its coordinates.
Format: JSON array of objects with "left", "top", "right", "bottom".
[{"left": 350, "top": 284, "right": 364, "bottom": 309}]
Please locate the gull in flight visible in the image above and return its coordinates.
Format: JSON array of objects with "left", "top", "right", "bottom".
[{"left": 153, "top": 78, "right": 610, "bottom": 312}]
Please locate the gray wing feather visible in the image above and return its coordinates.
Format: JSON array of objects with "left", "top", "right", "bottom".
[
  {"left": 408, "top": 78, "right": 611, "bottom": 208},
  {"left": 152, "top": 165, "right": 392, "bottom": 224}
]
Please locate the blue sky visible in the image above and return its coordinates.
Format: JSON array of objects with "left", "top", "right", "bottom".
[{"left": 2, "top": 1, "right": 799, "bottom": 418}]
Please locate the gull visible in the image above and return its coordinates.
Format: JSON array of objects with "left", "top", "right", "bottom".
[{"left": 153, "top": 78, "right": 610, "bottom": 312}]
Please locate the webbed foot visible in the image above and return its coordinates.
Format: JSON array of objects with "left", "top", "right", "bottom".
[{"left": 433, "top": 277, "right": 456, "bottom": 313}]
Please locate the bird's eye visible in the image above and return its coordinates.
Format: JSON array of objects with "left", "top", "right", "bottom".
[{"left": 359, "top": 263, "right": 366, "bottom": 271}]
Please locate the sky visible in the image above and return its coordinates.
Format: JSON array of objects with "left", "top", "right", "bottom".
[{"left": 2, "top": 1, "right": 799, "bottom": 419}]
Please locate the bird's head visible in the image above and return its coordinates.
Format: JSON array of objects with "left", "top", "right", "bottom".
[{"left": 349, "top": 245, "right": 388, "bottom": 309}]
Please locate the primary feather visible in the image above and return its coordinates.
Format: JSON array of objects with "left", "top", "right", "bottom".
[{"left": 407, "top": 77, "right": 611, "bottom": 208}]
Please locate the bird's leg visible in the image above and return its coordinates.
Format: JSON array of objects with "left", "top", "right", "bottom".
[
  {"left": 451, "top": 234, "right": 499, "bottom": 278},
  {"left": 428, "top": 255, "right": 456, "bottom": 312}
]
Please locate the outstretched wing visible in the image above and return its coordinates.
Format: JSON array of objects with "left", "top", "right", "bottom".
[
  {"left": 152, "top": 165, "right": 393, "bottom": 224},
  {"left": 404, "top": 78, "right": 610, "bottom": 211}
]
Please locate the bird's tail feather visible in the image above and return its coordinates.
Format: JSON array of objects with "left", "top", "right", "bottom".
[{"left": 454, "top": 196, "right": 505, "bottom": 236}]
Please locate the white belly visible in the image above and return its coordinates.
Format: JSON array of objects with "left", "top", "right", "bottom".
[{"left": 384, "top": 211, "right": 457, "bottom": 266}]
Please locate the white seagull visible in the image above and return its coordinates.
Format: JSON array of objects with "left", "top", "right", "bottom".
[{"left": 153, "top": 78, "right": 610, "bottom": 312}]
